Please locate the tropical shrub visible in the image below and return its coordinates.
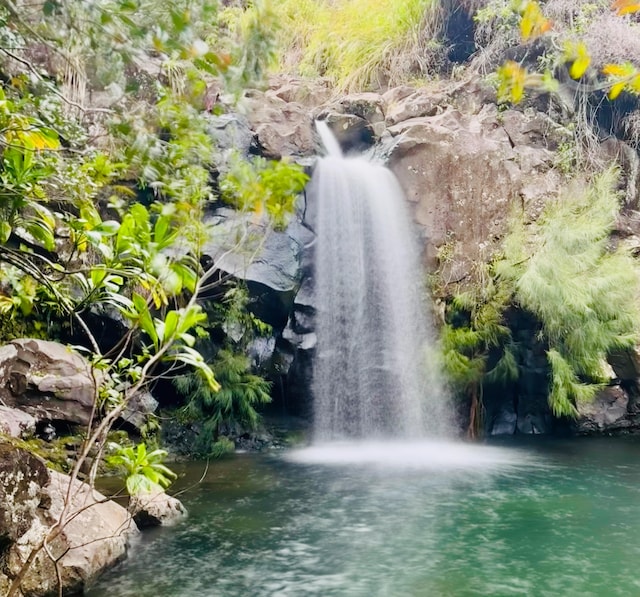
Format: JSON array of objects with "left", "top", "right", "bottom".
[
  {"left": 106, "top": 442, "right": 177, "bottom": 495},
  {"left": 174, "top": 349, "right": 272, "bottom": 456}
]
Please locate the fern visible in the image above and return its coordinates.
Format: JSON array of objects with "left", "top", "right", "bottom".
[
  {"left": 174, "top": 349, "right": 271, "bottom": 456},
  {"left": 485, "top": 343, "right": 520, "bottom": 385}
]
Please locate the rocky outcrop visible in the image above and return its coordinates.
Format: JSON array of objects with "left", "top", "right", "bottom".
[
  {"left": 202, "top": 208, "right": 314, "bottom": 330},
  {"left": 0, "top": 338, "right": 158, "bottom": 437},
  {"left": 386, "top": 103, "right": 567, "bottom": 282},
  {"left": 0, "top": 339, "right": 100, "bottom": 428},
  {"left": 129, "top": 488, "right": 187, "bottom": 528},
  {"left": 242, "top": 90, "right": 316, "bottom": 159},
  {"left": 120, "top": 390, "right": 159, "bottom": 433},
  {"left": 0, "top": 443, "right": 137, "bottom": 596},
  {"left": 574, "top": 386, "right": 631, "bottom": 434}
]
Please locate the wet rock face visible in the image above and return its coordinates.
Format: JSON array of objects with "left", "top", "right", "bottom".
[{"left": 386, "top": 103, "right": 567, "bottom": 284}]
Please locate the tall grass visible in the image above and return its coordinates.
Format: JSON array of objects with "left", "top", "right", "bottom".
[{"left": 273, "top": 0, "right": 443, "bottom": 91}]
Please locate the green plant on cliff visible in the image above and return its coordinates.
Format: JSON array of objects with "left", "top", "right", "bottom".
[
  {"left": 495, "top": 168, "right": 640, "bottom": 416},
  {"left": 441, "top": 169, "right": 640, "bottom": 426},
  {"left": 220, "top": 153, "right": 309, "bottom": 230},
  {"left": 441, "top": 264, "right": 516, "bottom": 437},
  {"left": 174, "top": 349, "right": 272, "bottom": 456}
]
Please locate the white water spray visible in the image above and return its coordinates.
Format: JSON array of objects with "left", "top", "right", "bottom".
[{"left": 310, "top": 122, "right": 450, "bottom": 441}]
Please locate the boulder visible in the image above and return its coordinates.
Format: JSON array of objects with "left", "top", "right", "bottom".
[
  {"left": 0, "top": 339, "right": 100, "bottom": 427},
  {"left": 1, "top": 443, "right": 137, "bottom": 596},
  {"left": 206, "top": 112, "right": 256, "bottom": 161},
  {"left": 385, "top": 87, "right": 445, "bottom": 126},
  {"left": 610, "top": 347, "right": 640, "bottom": 381},
  {"left": 0, "top": 443, "right": 49, "bottom": 548},
  {"left": 129, "top": 488, "right": 187, "bottom": 528},
  {"left": 315, "top": 113, "right": 375, "bottom": 154},
  {"left": 202, "top": 210, "right": 314, "bottom": 329},
  {"left": 0, "top": 406, "right": 36, "bottom": 438},
  {"left": 242, "top": 91, "right": 315, "bottom": 159},
  {"left": 574, "top": 386, "right": 630, "bottom": 434},
  {"left": 266, "top": 75, "right": 333, "bottom": 108},
  {"left": 119, "top": 390, "right": 159, "bottom": 432}
]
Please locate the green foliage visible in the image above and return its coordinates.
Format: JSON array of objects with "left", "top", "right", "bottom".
[
  {"left": 547, "top": 349, "right": 599, "bottom": 417},
  {"left": 175, "top": 349, "right": 271, "bottom": 456},
  {"left": 209, "top": 436, "right": 236, "bottom": 458},
  {"left": 106, "top": 442, "right": 177, "bottom": 495},
  {"left": 441, "top": 270, "right": 515, "bottom": 393},
  {"left": 440, "top": 169, "right": 640, "bottom": 420},
  {"left": 213, "top": 283, "right": 273, "bottom": 347},
  {"left": 220, "top": 0, "right": 280, "bottom": 90},
  {"left": 220, "top": 154, "right": 309, "bottom": 230},
  {"left": 270, "top": 0, "right": 442, "bottom": 91},
  {"left": 496, "top": 168, "right": 640, "bottom": 415}
]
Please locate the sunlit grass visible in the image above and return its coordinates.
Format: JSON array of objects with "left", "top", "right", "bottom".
[{"left": 273, "top": 0, "right": 443, "bottom": 91}]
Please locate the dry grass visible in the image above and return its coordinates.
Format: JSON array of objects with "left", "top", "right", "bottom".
[{"left": 579, "top": 14, "right": 640, "bottom": 69}]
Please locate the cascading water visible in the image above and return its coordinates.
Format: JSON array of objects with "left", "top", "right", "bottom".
[{"left": 310, "top": 121, "right": 450, "bottom": 441}]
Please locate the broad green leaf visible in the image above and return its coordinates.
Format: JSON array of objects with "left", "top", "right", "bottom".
[
  {"left": 132, "top": 292, "right": 158, "bottom": 348},
  {"left": 0, "top": 222, "right": 11, "bottom": 242}
]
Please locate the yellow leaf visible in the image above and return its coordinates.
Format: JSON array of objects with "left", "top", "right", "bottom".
[
  {"left": 630, "top": 75, "right": 640, "bottom": 93},
  {"left": 612, "top": 0, "right": 640, "bottom": 15},
  {"left": 497, "top": 61, "right": 527, "bottom": 104},
  {"left": 602, "top": 63, "right": 629, "bottom": 77},
  {"left": 608, "top": 81, "right": 626, "bottom": 100},
  {"left": 520, "top": 1, "right": 552, "bottom": 41},
  {"left": 564, "top": 42, "right": 591, "bottom": 80},
  {"left": 0, "top": 295, "right": 14, "bottom": 314}
]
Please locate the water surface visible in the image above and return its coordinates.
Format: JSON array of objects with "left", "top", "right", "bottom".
[{"left": 88, "top": 437, "right": 640, "bottom": 597}]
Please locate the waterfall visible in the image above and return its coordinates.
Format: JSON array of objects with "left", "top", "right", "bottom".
[{"left": 310, "top": 122, "right": 449, "bottom": 441}]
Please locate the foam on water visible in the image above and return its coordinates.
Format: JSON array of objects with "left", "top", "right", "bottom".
[{"left": 285, "top": 440, "right": 542, "bottom": 472}]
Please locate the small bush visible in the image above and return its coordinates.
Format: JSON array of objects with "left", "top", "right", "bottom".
[{"left": 174, "top": 349, "right": 271, "bottom": 456}]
